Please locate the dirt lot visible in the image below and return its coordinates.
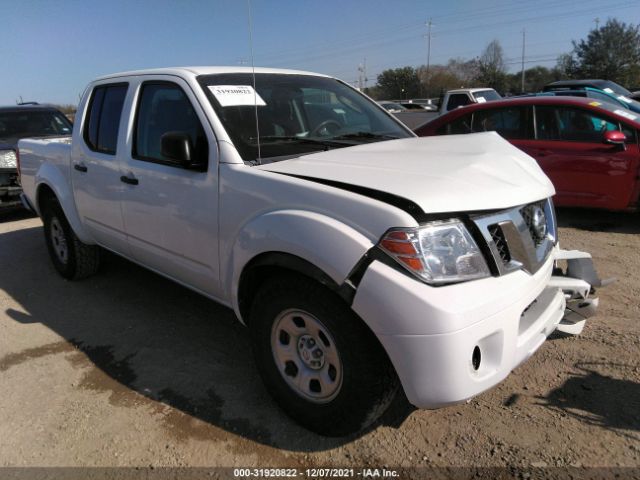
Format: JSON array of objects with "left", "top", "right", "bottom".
[{"left": 0, "top": 207, "right": 638, "bottom": 477}]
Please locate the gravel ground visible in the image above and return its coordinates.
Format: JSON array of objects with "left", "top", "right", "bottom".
[{"left": 0, "top": 207, "right": 638, "bottom": 478}]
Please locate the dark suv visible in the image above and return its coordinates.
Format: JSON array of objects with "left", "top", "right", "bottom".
[{"left": 0, "top": 104, "right": 72, "bottom": 208}]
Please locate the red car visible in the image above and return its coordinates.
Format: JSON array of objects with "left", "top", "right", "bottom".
[{"left": 415, "top": 96, "right": 640, "bottom": 211}]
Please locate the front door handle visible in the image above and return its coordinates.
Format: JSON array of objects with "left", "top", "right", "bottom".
[
  {"left": 73, "top": 163, "right": 88, "bottom": 173},
  {"left": 120, "top": 175, "right": 139, "bottom": 186},
  {"left": 535, "top": 149, "right": 554, "bottom": 157}
]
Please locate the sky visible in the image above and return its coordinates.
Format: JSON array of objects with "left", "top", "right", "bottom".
[{"left": 1, "top": 0, "right": 638, "bottom": 105}]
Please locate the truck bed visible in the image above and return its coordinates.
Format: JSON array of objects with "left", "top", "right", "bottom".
[{"left": 18, "top": 136, "right": 72, "bottom": 213}]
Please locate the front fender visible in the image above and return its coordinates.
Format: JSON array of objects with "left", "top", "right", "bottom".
[
  {"left": 35, "top": 163, "right": 93, "bottom": 244},
  {"left": 227, "top": 209, "right": 374, "bottom": 321}
]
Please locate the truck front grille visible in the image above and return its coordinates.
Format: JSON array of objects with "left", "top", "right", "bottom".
[
  {"left": 472, "top": 198, "right": 556, "bottom": 276},
  {"left": 488, "top": 224, "right": 510, "bottom": 264}
]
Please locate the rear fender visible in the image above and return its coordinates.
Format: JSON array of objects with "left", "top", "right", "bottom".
[{"left": 35, "top": 163, "right": 93, "bottom": 244}]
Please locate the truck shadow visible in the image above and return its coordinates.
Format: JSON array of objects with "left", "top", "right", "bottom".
[
  {"left": 0, "top": 224, "right": 412, "bottom": 451},
  {"left": 0, "top": 206, "right": 36, "bottom": 223},
  {"left": 556, "top": 207, "right": 640, "bottom": 234},
  {"left": 537, "top": 362, "right": 640, "bottom": 439}
]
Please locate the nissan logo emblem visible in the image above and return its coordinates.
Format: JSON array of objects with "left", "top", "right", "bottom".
[{"left": 532, "top": 207, "right": 547, "bottom": 241}]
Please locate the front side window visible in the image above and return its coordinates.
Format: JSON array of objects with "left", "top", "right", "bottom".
[
  {"left": 472, "top": 107, "right": 531, "bottom": 140},
  {"left": 197, "top": 73, "right": 412, "bottom": 162},
  {"left": 133, "top": 82, "right": 208, "bottom": 168},
  {"left": 83, "top": 84, "right": 127, "bottom": 154},
  {"left": 536, "top": 106, "right": 618, "bottom": 143}
]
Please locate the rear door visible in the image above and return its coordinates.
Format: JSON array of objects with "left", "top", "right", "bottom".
[
  {"left": 119, "top": 77, "right": 222, "bottom": 298},
  {"left": 525, "top": 105, "right": 639, "bottom": 209},
  {"left": 72, "top": 82, "right": 129, "bottom": 252}
]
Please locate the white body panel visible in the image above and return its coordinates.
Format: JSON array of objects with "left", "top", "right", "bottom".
[
  {"left": 17, "top": 66, "right": 603, "bottom": 412},
  {"left": 259, "top": 132, "right": 554, "bottom": 213}
]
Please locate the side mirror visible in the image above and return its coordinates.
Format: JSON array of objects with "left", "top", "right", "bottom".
[
  {"left": 603, "top": 130, "right": 626, "bottom": 147},
  {"left": 161, "top": 131, "right": 193, "bottom": 166}
]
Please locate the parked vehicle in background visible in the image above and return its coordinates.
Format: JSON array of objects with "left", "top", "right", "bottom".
[
  {"left": 18, "top": 67, "right": 605, "bottom": 436},
  {"left": 0, "top": 104, "right": 72, "bottom": 208},
  {"left": 543, "top": 80, "right": 640, "bottom": 112},
  {"left": 439, "top": 88, "right": 501, "bottom": 113},
  {"left": 378, "top": 101, "right": 407, "bottom": 113},
  {"left": 390, "top": 90, "right": 501, "bottom": 129},
  {"left": 629, "top": 90, "right": 640, "bottom": 102},
  {"left": 544, "top": 79, "right": 631, "bottom": 96},
  {"left": 520, "top": 87, "right": 640, "bottom": 114},
  {"left": 415, "top": 96, "right": 640, "bottom": 211},
  {"left": 398, "top": 102, "right": 428, "bottom": 110}
]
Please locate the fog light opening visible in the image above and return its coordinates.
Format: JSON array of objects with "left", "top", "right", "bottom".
[{"left": 472, "top": 346, "right": 482, "bottom": 371}]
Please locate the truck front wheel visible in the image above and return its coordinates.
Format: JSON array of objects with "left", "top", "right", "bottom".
[
  {"left": 250, "top": 273, "right": 399, "bottom": 436},
  {"left": 42, "top": 200, "right": 100, "bottom": 280}
]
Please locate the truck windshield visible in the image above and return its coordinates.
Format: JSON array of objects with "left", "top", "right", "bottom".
[
  {"left": 0, "top": 111, "right": 72, "bottom": 143},
  {"left": 474, "top": 90, "right": 501, "bottom": 102},
  {"left": 197, "top": 73, "right": 412, "bottom": 162}
]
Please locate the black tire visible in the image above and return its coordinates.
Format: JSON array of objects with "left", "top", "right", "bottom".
[
  {"left": 250, "top": 273, "right": 399, "bottom": 436},
  {"left": 42, "top": 199, "right": 100, "bottom": 280}
]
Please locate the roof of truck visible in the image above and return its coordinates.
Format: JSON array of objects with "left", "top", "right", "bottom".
[
  {"left": 446, "top": 88, "right": 497, "bottom": 94},
  {"left": 95, "top": 66, "right": 331, "bottom": 81}
]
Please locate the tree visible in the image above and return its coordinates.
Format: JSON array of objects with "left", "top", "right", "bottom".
[
  {"left": 554, "top": 53, "right": 577, "bottom": 79},
  {"left": 475, "top": 40, "right": 508, "bottom": 92},
  {"left": 505, "top": 66, "right": 565, "bottom": 94},
  {"left": 564, "top": 19, "right": 640, "bottom": 86},
  {"left": 446, "top": 58, "right": 480, "bottom": 86},
  {"left": 417, "top": 65, "right": 460, "bottom": 97},
  {"left": 376, "top": 67, "right": 421, "bottom": 100}
]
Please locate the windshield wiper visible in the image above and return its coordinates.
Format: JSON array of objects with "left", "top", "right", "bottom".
[
  {"left": 250, "top": 135, "right": 347, "bottom": 148},
  {"left": 331, "top": 132, "right": 401, "bottom": 141}
]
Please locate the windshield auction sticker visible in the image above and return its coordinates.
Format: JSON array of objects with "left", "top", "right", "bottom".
[
  {"left": 614, "top": 109, "right": 638, "bottom": 121},
  {"left": 208, "top": 85, "right": 266, "bottom": 107}
]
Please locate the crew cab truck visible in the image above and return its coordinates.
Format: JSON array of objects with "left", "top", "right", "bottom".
[{"left": 18, "top": 67, "right": 606, "bottom": 436}]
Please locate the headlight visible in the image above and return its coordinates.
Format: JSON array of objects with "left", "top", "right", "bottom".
[
  {"left": 379, "top": 220, "right": 491, "bottom": 285},
  {"left": 0, "top": 150, "right": 17, "bottom": 169}
]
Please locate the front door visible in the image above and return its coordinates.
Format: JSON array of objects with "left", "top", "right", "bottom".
[
  {"left": 119, "top": 77, "right": 222, "bottom": 298},
  {"left": 519, "top": 105, "right": 639, "bottom": 210}
]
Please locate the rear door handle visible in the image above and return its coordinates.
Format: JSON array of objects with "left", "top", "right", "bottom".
[
  {"left": 73, "top": 163, "right": 88, "bottom": 173},
  {"left": 120, "top": 175, "right": 139, "bottom": 185}
]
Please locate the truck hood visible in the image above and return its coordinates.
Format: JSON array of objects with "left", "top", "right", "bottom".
[{"left": 257, "top": 132, "right": 555, "bottom": 214}]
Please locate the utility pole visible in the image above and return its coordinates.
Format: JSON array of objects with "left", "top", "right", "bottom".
[
  {"left": 357, "top": 58, "right": 367, "bottom": 90},
  {"left": 594, "top": 17, "right": 600, "bottom": 29},
  {"left": 425, "top": 18, "right": 432, "bottom": 96},
  {"left": 521, "top": 29, "right": 526, "bottom": 93}
]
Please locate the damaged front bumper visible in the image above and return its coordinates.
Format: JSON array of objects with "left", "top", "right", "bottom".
[
  {"left": 550, "top": 249, "right": 614, "bottom": 335},
  {"left": 351, "top": 245, "right": 611, "bottom": 409}
]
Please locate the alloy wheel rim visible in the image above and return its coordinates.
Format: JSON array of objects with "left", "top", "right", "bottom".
[{"left": 50, "top": 217, "right": 69, "bottom": 265}]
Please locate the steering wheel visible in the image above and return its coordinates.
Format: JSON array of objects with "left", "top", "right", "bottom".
[{"left": 310, "top": 119, "right": 342, "bottom": 137}]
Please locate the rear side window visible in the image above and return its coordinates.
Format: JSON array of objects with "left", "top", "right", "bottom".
[
  {"left": 133, "top": 82, "right": 208, "bottom": 168},
  {"left": 84, "top": 84, "right": 128, "bottom": 154},
  {"left": 472, "top": 107, "right": 532, "bottom": 139},
  {"left": 436, "top": 113, "right": 472, "bottom": 135}
]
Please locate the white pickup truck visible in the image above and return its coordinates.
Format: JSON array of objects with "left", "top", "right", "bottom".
[{"left": 18, "top": 67, "right": 606, "bottom": 436}]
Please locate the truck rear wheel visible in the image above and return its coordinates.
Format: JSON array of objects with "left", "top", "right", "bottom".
[
  {"left": 250, "top": 273, "right": 398, "bottom": 436},
  {"left": 42, "top": 200, "right": 100, "bottom": 280}
]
